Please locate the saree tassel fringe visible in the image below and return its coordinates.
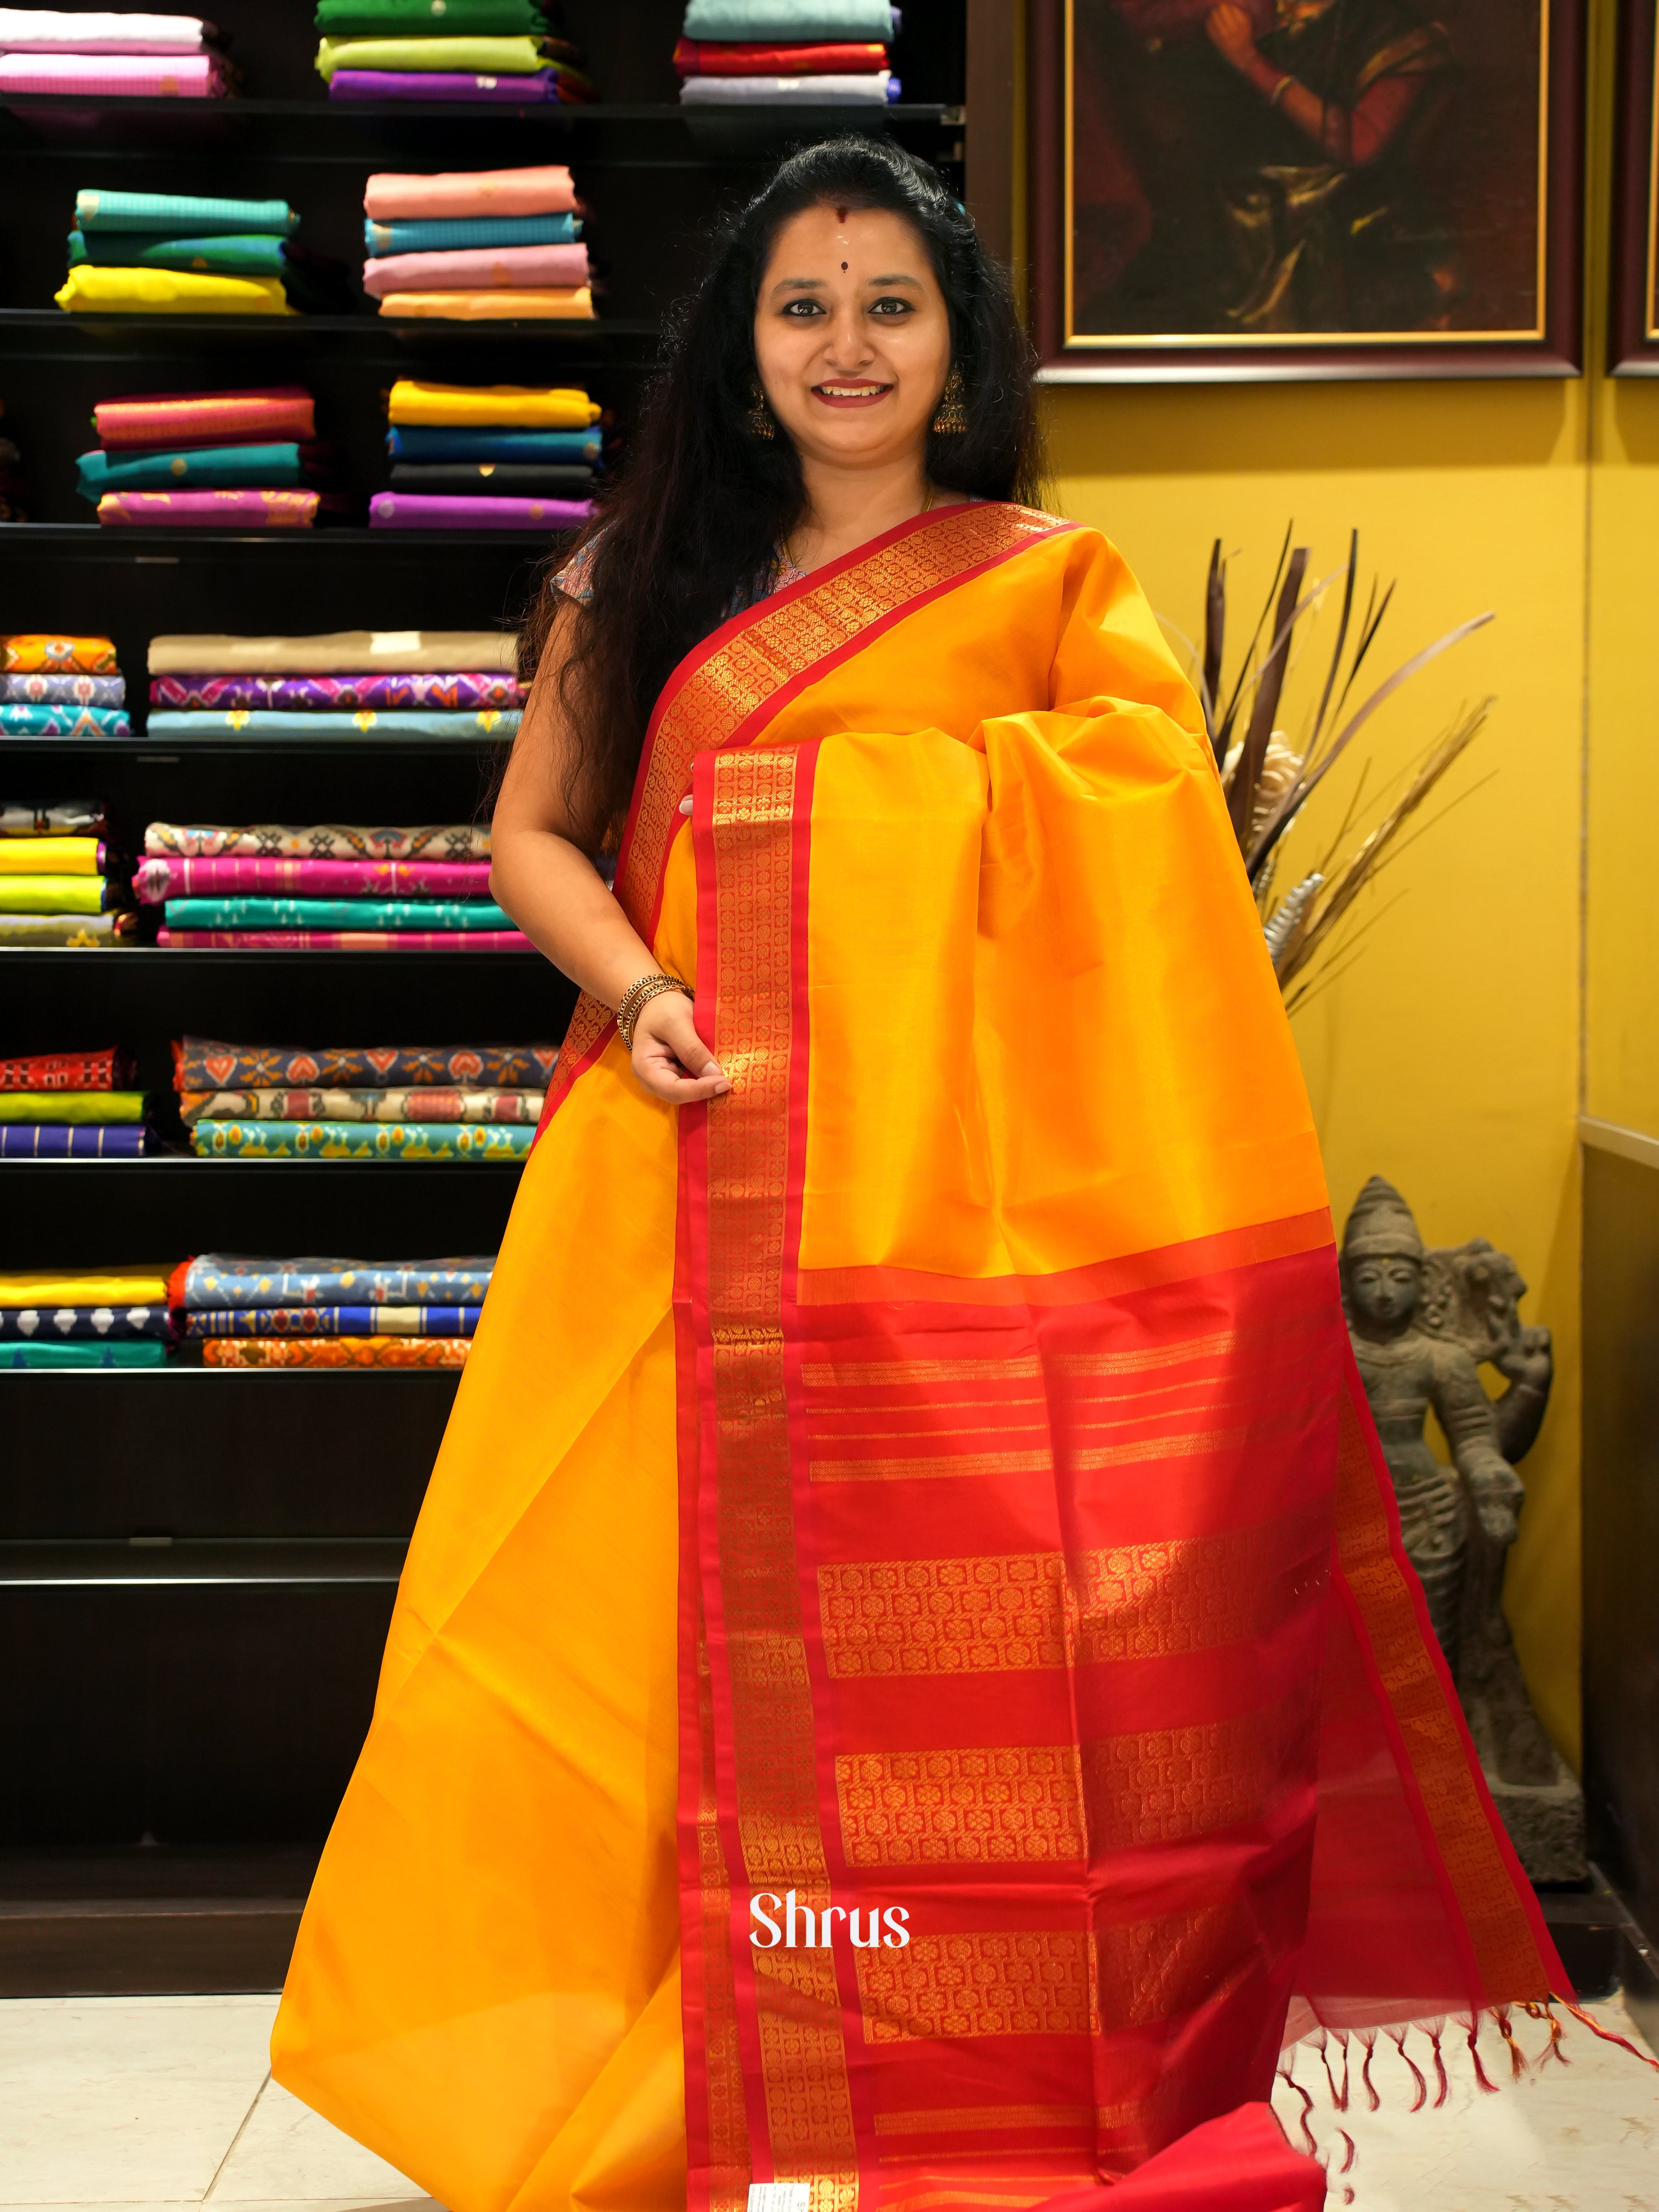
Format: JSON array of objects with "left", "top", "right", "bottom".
[
  {"left": 1464, "top": 2012, "right": 1502, "bottom": 2094},
  {"left": 1277, "top": 2052, "right": 1319, "bottom": 2155},
  {"left": 1384, "top": 2025, "right": 1426, "bottom": 2109},
  {"left": 1357, "top": 2029, "right": 1383, "bottom": 2110},
  {"left": 1496, "top": 2004, "right": 1528, "bottom": 2080},
  {"left": 1522, "top": 1997, "right": 1571, "bottom": 2066},
  {"left": 1314, "top": 2027, "right": 1350, "bottom": 2110},
  {"left": 1559, "top": 1995, "right": 1659, "bottom": 2070}
]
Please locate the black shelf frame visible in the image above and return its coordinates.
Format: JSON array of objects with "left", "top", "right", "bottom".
[{"left": 0, "top": 1538, "right": 408, "bottom": 1588}]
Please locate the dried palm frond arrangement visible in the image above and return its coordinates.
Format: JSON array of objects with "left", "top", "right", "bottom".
[{"left": 1189, "top": 526, "right": 1494, "bottom": 1011}]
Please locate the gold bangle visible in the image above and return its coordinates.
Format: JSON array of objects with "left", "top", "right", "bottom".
[{"left": 617, "top": 972, "right": 692, "bottom": 1051}]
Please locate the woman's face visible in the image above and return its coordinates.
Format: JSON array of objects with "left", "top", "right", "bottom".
[{"left": 753, "top": 202, "right": 952, "bottom": 474}]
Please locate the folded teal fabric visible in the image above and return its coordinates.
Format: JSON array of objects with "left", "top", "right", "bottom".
[
  {"left": 680, "top": 0, "right": 896, "bottom": 33},
  {"left": 146, "top": 709, "right": 520, "bottom": 737},
  {"left": 387, "top": 425, "right": 600, "bottom": 463},
  {"left": 0, "top": 703, "right": 128, "bottom": 736},
  {"left": 365, "top": 214, "right": 578, "bottom": 254},
  {"left": 75, "top": 189, "right": 300, "bottom": 237},
  {"left": 69, "top": 233, "right": 291, "bottom": 275},
  {"left": 164, "top": 896, "right": 515, "bottom": 928},
  {"left": 2, "top": 1341, "right": 168, "bottom": 1369},
  {"left": 78, "top": 445, "right": 309, "bottom": 496}
]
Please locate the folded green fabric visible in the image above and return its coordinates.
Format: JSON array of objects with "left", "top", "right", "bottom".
[
  {"left": 165, "top": 896, "right": 512, "bottom": 929},
  {"left": 69, "top": 232, "right": 290, "bottom": 276},
  {"left": 315, "top": 33, "right": 547, "bottom": 74},
  {"left": 317, "top": 0, "right": 545, "bottom": 30},
  {"left": 75, "top": 190, "right": 299, "bottom": 238},
  {"left": 194, "top": 1119, "right": 533, "bottom": 1160},
  {"left": 0, "top": 1092, "right": 144, "bottom": 1124},
  {"left": 2, "top": 1341, "right": 168, "bottom": 1369},
  {"left": 78, "top": 445, "right": 309, "bottom": 496},
  {"left": 0, "top": 877, "right": 115, "bottom": 916}
]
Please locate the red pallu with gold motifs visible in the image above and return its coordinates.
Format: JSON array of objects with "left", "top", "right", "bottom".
[{"left": 530, "top": 503, "right": 1565, "bottom": 2211}]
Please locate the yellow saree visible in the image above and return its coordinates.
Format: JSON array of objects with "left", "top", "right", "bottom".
[{"left": 272, "top": 505, "right": 1560, "bottom": 2212}]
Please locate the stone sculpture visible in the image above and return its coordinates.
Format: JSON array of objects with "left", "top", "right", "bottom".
[{"left": 1341, "top": 1175, "right": 1584, "bottom": 1881}]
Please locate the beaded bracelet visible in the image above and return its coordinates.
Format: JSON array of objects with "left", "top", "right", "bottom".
[{"left": 617, "top": 972, "right": 692, "bottom": 1051}]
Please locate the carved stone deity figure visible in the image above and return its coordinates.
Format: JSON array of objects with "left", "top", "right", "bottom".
[{"left": 1341, "top": 1175, "right": 1584, "bottom": 1880}]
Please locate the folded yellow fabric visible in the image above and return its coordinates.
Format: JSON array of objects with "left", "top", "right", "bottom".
[
  {"left": 0, "top": 1093, "right": 145, "bottom": 1124},
  {"left": 0, "top": 836, "right": 100, "bottom": 876},
  {"left": 388, "top": 381, "right": 600, "bottom": 429},
  {"left": 55, "top": 267, "right": 294, "bottom": 315},
  {"left": 0, "top": 1268, "right": 172, "bottom": 1307},
  {"left": 315, "top": 35, "right": 548, "bottom": 76},
  {"left": 0, "top": 876, "right": 109, "bottom": 915},
  {"left": 148, "top": 629, "right": 517, "bottom": 675},
  {"left": 377, "top": 287, "right": 592, "bottom": 321}
]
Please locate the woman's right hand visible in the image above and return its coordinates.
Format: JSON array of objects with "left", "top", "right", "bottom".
[{"left": 630, "top": 989, "right": 731, "bottom": 1104}]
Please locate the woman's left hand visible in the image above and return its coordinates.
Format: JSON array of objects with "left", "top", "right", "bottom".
[{"left": 1206, "top": 3, "right": 1259, "bottom": 67}]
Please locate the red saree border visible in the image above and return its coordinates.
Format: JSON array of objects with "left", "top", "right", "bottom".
[{"left": 534, "top": 501, "right": 1079, "bottom": 1137}]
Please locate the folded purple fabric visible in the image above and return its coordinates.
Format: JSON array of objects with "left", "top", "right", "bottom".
[
  {"left": 157, "top": 927, "right": 534, "bottom": 950},
  {"left": 150, "top": 673, "right": 522, "bottom": 711},
  {"left": 134, "top": 855, "right": 495, "bottom": 901},
  {"left": 0, "top": 1125, "right": 147, "bottom": 1156},
  {"left": 328, "top": 67, "right": 555, "bottom": 101},
  {"left": 363, "top": 244, "right": 589, "bottom": 296},
  {"left": 370, "top": 492, "right": 591, "bottom": 531}
]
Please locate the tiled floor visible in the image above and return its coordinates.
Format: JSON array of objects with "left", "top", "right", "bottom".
[{"left": 2, "top": 1992, "right": 1655, "bottom": 2212}]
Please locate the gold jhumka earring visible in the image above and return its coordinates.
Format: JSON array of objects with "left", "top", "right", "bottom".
[
  {"left": 932, "top": 365, "right": 967, "bottom": 435},
  {"left": 747, "top": 388, "right": 775, "bottom": 439}
]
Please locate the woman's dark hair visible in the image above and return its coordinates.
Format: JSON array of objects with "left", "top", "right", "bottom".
[{"left": 520, "top": 133, "right": 1044, "bottom": 853}]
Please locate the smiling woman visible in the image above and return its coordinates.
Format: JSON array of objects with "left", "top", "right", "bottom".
[{"left": 270, "top": 133, "right": 1571, "bottom": 2212}]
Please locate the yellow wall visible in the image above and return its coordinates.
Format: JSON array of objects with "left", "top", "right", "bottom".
[{"left": 1014, "top": 7, "right": 1633, "bottom": 1769}]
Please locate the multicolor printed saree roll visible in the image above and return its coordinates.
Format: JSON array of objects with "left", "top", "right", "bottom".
[
  {"left": 164, "top": 895, "right": 513, "bottom": 929},
  {"left": 174, "top": 1038, "right": 554, "bottom": 1090},
  {"left": 0, "top": 703, "right": 129, "bottom": 736},
  {"left": 3, "top": 1339, "right": 167, "bottom": 1368},
  {"left": 136, "top": 856, "right": 494, "bottom": 901},
  {"left": 0, "top": 911, "right": 135, "bottom": 945},
  {"left": 148, "top": 823, "right": 492, "bottom": 862},
  {"left": 1, "top": 1047, "right": 127, "bottom": 1091},
  {"left": 193, "top": 1118, "right": 532, "bottom": 1161},
  {"left": 147, "top": 708, "right": 517, "bottom": 736},
  {"left": 0, "top": 673, "right": 124, "bottom": 706},
  {"left": 174, "top": 1255, "right": 493, "bottom": 1308},
  {"left": 1, "top": 634, "right": 116, "bottom": 674},
  {"left": 0, "top": 1302, "right": 170, "bottom": 1341},
  {"left": 179, "top": 1086, "right": 542, "bottom": 1124},
  {"left": 1, "top": 801, "right": 106, "bottom": 835},
  {"left": 149, "top": 673, "right": 520, "bottom": 711},
  {"left": 148, "top": 630, "right": 515, "bottom": 675},
  {"left": 273, "top": 505, "right": 1563, "bottom": 2212},
  {"left": 159, "top": 927, "right": 530, "bottom": 951},
  {"left": 183, "top": 1304, "right": 482, "bottom": 1337},
  {"left": 364, "top": 165, "right": 577, "bottom": 221},
  {"left": 96, "top": 387, "right": 315, "bottom": 451},
  {"left": 202, "top": 1336, "right": 469, "bottom": 1369},
  {"left": 386, "top": 377, "right": 596, "bottom": 426},
  {"left": 98, "top": 490, "right": 318, "bottom": 526}
]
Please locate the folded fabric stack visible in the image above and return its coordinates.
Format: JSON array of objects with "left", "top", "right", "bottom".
[
  {"left": 676, "top": 0, "right": 900, "bottom": 103},
  {"left": 0, "top": 1043, "right": 148, "bottom": 1157},
  {"left": 0, "top": 10, "right": 234, "bottom": 98},
  {"left": 145, "top": 629, "right": 521, "bottom": 749},
  {"left": 172, "top": 1034, "right": 551, "bottom": 1160},
  {"left": 361, "top": 164, "right": 592, "bottom": 323},
  {"left": 172, "top": 1251, "right": 496, "bottom": 1368},
  {"left": 1, "top": 1266, "right": 173, "bottom": 1367},
  {"left": 75, "top": 385, "right": 340, "bottom": 531},
  {"left": 141, "top": 815, "right": 531, "bottom": 950},
  {"left": 57, "top": 188, "right": 348, "bottom": 321},
  {"left": 0, "top": 795, "right": 135, "bottom": 952},
  {"left": 2, "top": 636, "right": 128, "bottom": 741},
  {"left": 315, "top": 0, "right": 591, "bottom": 104},
  {"left": 0, "top": 396, "right": 27, "bottom": 521},
  {"left": 375, "top": 379, "right": 600, "bottom": 532}
]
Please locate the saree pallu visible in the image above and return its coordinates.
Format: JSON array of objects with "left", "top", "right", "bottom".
[
  {"left": 0, "top": 1091, "right": 143, "bottom": 1123},
  {"left": 174, "top": 1038, "right": 555, "bottom": 1090},
  {"left": 363, "top": 244, "right": 589, "bottom": 295},
  {"left": 157, "top": 927, "right": 531, "bottom": 951},
  {"left": 149, "top": 674, "right": 521, "bottom": 711},
  {"left": 273, "top": 504, "right": 1565, "bottom": 2212},
  {"left": 99, "top": 490, "right": 317, "bottom": 527},
  {"left": 0, "top": 837, "right": 104, "bottom": 875},
  {"left": 368, "top": 214, "right": 579, "bottom": 254},
  {"left": 0, "top": 674, "right": 123, "bottom": 706},
  {"left": 0, "top": 1125, "right": 146, "bottom": 1156},
  {"left": 0, "top": 704, "right": 128, "bottom": 736},
  {"left": 146, "top": 822, "right": 492, "bottom": 861},
  {"left": 183, "top": 1303, "right": 482, "bottom": 1338},
  {"left": 366, "top": 167, "right": 577, "bottom": 221},
  {"left": 148, "top": 630, "right": 516, "bottom": 675},
  {"left": 204, "top": 1336, "right": 469, "bottom": 1369},
  {"left": 174, "top": 1255, "right": 493, "bottom": 1308},
  {"left": 0, "top": 912, "right": 136, "bottom": 945},
  {"left": 193, "top": 1119, "right": 532, "bottom": 1161},
  {"left": 1, "top": 634, "right": 117, "bottom": 674},
  {"left": 147, "top": 709, "right": 518, "bottom": 737},
  {"left": 370, "top": 490, "right": 591, "bottom": 528},
  {"left": 2, "top": 1265, "right": 172, "bottom": 1306},
  {"left": 0, "top": 1303, "right": 171, "bottom": 1341},
  {"left": 96, "top": 387, "right": 314, "bottom": 450},
  {"left": 3, "top": 1340, "right": 167, "bottom": 1369},
  {"left": 0, "top": 877, "right": 122, "bottom": 915},
  {"left": 77, "top": 190, "right": 297, "bottom": 235},
  {"left": 164, "top": 896, "right": 512, "bottom": 930},
  {"left": 137, "top": 857, "right": 494, "bottom": 901},
  {"left": 57, "top": 269, "right": 294, "bottom": 316},
  {"left": 179, "top": 1087, "right": 544, "bottom": 1125},
  {"left": 1, "top": 1047, "right": 127, "bottom": 1091},
  {"left": 376, "top": 289, "right": 592, "bottom": 320}
]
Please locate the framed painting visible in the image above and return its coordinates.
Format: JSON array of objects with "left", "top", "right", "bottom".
[
  {"left": 1611, "top": 0, "right": 1659, "bottom": 370},
  {"left": 1026, "top": 0, "right": 1585, "bottom": 380}
]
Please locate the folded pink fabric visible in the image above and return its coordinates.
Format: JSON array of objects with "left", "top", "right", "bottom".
[
  {"left": 157, "top": 928, "right": 534, "bottom": 951},
  {"left": 362, "top": 243, "right": 590, "bottom": 296},
  {"left": 134, "top": 856, "right": 494, "bottom": 901},
  {"left": 0, "top": 53, "right": 227, "bottom": 94},
  {"left": 363, "top": 165, "right": 576, "bottom": 221},
  {"left": 98, "top": 490, "right": 318, "bottom": 527},
  {"left": 96, "top": 386, "right": 314, "bottom": 452}
]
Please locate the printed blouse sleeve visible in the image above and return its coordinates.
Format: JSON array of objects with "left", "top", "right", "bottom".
[{"left": 550, "top": 534, "right": 597, "bottom": 603}]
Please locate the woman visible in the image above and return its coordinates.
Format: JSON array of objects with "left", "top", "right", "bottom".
[{"left": 272, "top": 138, "right": 1565, "bottom": 2212}]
